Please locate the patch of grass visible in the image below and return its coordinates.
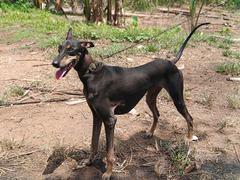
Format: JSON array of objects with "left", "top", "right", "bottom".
[
  {"left": 0, "top": 97, "right": 6, "bottom": 106},
  {"left": 3, "top": 85, "right": 25, "bottom": 97},
  {"left": 193, "top": 32, "right": 233, "bottom": 49},
  {"left": 216, "top": 62, "right": 240, "bottom": 75},
  {"left": 222, "top": 50, "right": 240, "bottom": 60},
  {"left": 169, "top": 141, "right": 190, "bottom": 176},
  {"left": 90, "top": 43, "right": 127, "bottom": 58},
  {"left": 144, "top": 43, "right": 159, "bottom": 53},
  {"left": 219, "top": 27, "right": 231, "bottom": 36},
  {"left": 0, "top": 138, "right": 22, "bottom": 152},
  {"left": 227, "top": 94, "right": 240, "bottom": 109},
  {"left": 197, "top": 93, "right": 214, "bottom": 108}
]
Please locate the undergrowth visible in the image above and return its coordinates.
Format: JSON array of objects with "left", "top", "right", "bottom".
[{"left": 0, "top": 4, "right": 233, "bottom": 56}]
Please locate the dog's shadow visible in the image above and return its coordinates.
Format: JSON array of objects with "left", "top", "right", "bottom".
[{"left": 42, "top": 131, "right": 170, "bottom": 179}]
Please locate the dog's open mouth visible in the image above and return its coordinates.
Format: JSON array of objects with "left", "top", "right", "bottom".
[{"left": 55, "top": 60, "right": 76, "bottom": 80}]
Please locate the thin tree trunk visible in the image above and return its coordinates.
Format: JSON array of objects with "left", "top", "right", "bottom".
[
  {"left": 91, "top": 0, "right": 97, "bottom": 22},
  {"left": 114, "top": 0, "right": 123, "bottom": 26},
  {"left": 83, "top": 0, "right": 91, "bottom": 21},
  {"left": 107, "top": 0, "right": 112, "bottom": 24},
  {"left": 96, "top": 0, "right": 103, "bottom": 23}
]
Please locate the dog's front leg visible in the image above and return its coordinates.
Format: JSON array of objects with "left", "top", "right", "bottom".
[
  {"left": 102, "top": 116, "right": 116, "bottom": 180},
  {"left": 87, "top": 113, "right": 102, "bottom": 165}
]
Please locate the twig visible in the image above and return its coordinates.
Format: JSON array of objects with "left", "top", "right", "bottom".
[
  {"left": 227, "top": 77, "right": 240, "bottom": 82},
  {"left": 0, "top": 168, "right": 6, "bottom": 175},
  {"left": 0, "top": 98, "right": 74, "bottom": 107},
  {"left": 17, "top": 90, "right": 30, "bottom": 102},
  {"left": 0, "top": 167, "right": 14, "bottom": 172},
  {"left": 140, "top": 162, "right": 155, "bottom": 167},
  {"left": 65, "top": 99, "right": 86, "bottom": 105},
  {"left": 155, "top": 138, "right": 160, "bottom": 151},
  {"left": 1, "top": 78, "right": 41, "bottom": 82},
  {"left": 23, "top": 87, "right": 83, "bottom": 96},
  {"left": 7, "top": 150, "right": 41, "bottom": 159},
  {"left": 32, "top": 64, "right": 51, "bottom": 67},
  {"left": 233, "top": 144, "right": 240, "bottom": 163},
  {"left": 16, "top": 59, "right": 44, "bottom": 62}
]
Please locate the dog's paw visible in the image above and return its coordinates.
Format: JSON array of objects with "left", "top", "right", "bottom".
[
  {"left": 143, "top": 131, "right": 154, "bottom": 139},
  {"left": 184, "top": 135, "right": 198, "bottom": 145}
]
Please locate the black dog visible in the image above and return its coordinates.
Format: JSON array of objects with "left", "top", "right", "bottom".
[{"left": 52, "top": 23, "right": 209, "bottom": 179}]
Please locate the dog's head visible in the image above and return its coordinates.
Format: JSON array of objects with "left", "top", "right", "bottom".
[{"left": 52, "top": 28, "right": 94, "bottom": 80}]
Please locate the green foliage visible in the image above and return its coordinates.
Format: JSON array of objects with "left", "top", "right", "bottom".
[
  {"left": 0, "top": 7, "right": 232, "bottom": 57},
  {"left": 225, "top": 0, "right": 240, "bottom": 9},
  {"left": 170, "top": 144, "right": 190, "bottom": 176},
  {"left": 216, "top": 62, "right": 240, "bottom": 75},
  {"left": 193, "top": 32, "right": 233, "bottom": 49},
  {"left": 90, "top": 43, "right": 126, "bottom": 58},
  {"left": 222, "top": 50, "right": 240, "bottom": 60},
  {"left": 124, "top": 0, "right": 186, "bottom": 11},
  {"left": 144, "top": 43, "right": 159, "bottom": 53},
  {"left": 0, "top": 0, "right": 33, "bottom": 12},
  {"left": 124, "top": 0, "right": 155, "bottom": 11}
]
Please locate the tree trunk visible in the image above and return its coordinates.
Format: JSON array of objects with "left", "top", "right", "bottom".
[
  {"left": 107, "top": 0, "right": 112, "bottom": 24},
  {"left": 96, "top": 0, "right": 103, "bottom": 23},
  {"left": 83, "top": 0, "right": 91, "bottom": 21},
  {"left": 114, "top": 0, "right": 123, "bottom": 27}
]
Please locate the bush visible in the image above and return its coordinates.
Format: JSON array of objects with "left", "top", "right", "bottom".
[{"left": 0, "top": 0, "right": 33, "bottom": 12}]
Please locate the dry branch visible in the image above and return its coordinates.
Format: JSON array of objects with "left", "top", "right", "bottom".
[
  {"left": 7, "top": 150, "right": 41, "bottom": 160},
  {"left": 0, "top": 97, "right": 75, "bottom": 107},
  {"left": 233, "top": 144, "right": 240, "bottom": 163},
  {"left": 32, "top": 63, "right": 51, "bottom": 67},
  {"left": 226, "top": 77, "right": 240, "bottom": 82},
  {"left": 23, "top": 87, "right": 83, "bottom": 96}
]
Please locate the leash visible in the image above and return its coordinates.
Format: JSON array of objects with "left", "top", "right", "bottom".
[{"left": 100, "top": 0, "right": 227, "bottom": 60}]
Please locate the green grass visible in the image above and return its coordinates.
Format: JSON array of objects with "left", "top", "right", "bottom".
[
  {"left": 169, "top": 141, "right": 191, "bottom": 176},
  {"left": 227, "top": 94, "right": 240, "bottom": 109},
  {"left": 0, "top": 5, "right": 234, "bottom": 57},
  {"left": 193, "top": 32, "right": 233, "bottom": 49},
  {"left": 216, "top": 62, "right": 240, "bottom": 75},
  {"left": 3, "top": 85, "right": 25, "bottom": 98},
  {"left": 222, "top": 50, "right": 240, "bottom": 60}
]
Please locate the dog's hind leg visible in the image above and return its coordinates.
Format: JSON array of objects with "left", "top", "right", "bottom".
[
  {"left": 145, "top": 87, "right": 162, "bottom": 138},
  {"left": 165, "top": 71, "right": 196, "bottom": 141}
]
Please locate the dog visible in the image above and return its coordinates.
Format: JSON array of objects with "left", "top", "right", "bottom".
[{"left": 52, "top": 22, "right": 209, "bottom": 179}]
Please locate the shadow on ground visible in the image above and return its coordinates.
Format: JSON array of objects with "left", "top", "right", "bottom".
[{"left": 42, "top": 131, "right": 240, "bottom": 180}]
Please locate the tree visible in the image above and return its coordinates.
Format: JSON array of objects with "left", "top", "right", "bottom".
[
  {"left": 107, "top": 0, "right": 112, "bottom": 24},
  {"left": 114, "top": 0, "right": 123, "bottom": 26},
  {"left": 82, "top": 0, "right": 123, "bottom": 26}
]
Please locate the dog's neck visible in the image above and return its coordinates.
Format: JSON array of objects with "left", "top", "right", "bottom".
[{"left": 74, "top": 52, "right": 93, "bottom": 77}]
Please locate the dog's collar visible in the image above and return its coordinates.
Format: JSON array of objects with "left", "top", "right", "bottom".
[{"left": 85, "top": 61, "right": 104, "bottom": 74}]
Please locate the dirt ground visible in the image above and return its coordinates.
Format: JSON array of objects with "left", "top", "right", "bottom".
[{"left": 0, "top": 7, "right": 240, "bottom": 180}]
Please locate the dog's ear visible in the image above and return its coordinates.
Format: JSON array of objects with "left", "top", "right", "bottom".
[
  {"left": 80, "top": 41, "right": 94, "bottom": 48},
  {"left": 66, "top": 28, "right": 73, "bottom": 40}
]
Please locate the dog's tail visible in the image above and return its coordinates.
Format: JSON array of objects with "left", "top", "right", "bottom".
[{"left": 172, "top": 22, "right": 210, "bottom": 64}]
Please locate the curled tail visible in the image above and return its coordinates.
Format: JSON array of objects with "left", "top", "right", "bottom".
[{"left": 172, "top": 22, "right": 210, "bottom": 64}]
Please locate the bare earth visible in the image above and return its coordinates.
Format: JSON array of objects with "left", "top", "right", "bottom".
[{"left": 0, "top": 7, "right": 239, "bottom": 180}]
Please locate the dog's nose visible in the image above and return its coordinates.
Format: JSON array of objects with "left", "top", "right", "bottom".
[{"left": 52, "top": 59, "right": 60, "bottom": 68}]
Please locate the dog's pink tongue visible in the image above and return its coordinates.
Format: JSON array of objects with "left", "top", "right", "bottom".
[{"left": 55, "top": 69, "right": 65, "bottom": 80}]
